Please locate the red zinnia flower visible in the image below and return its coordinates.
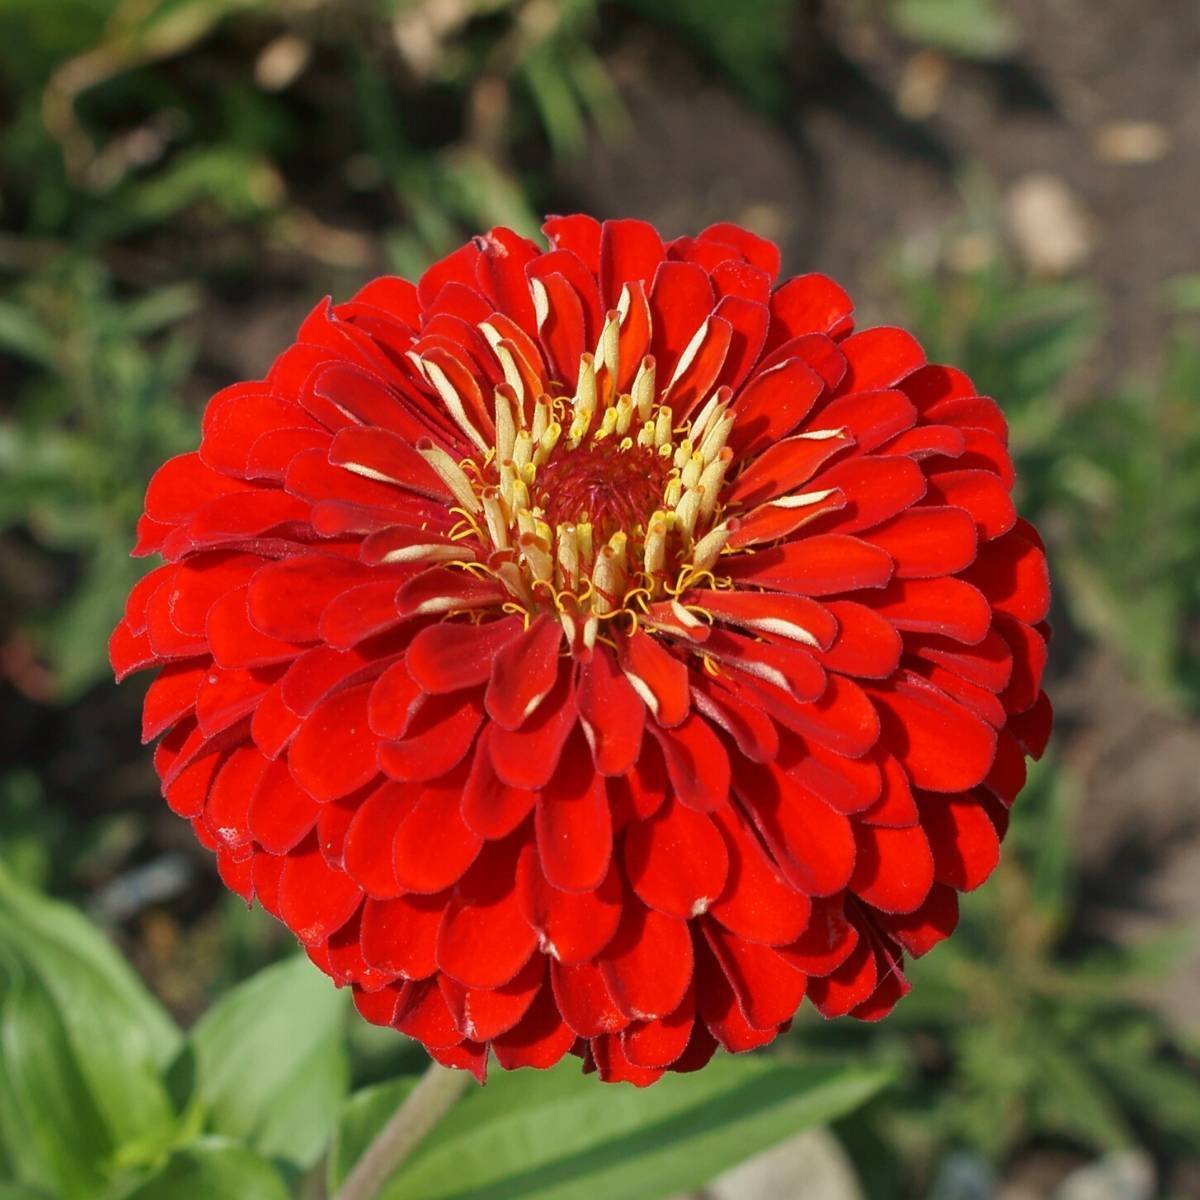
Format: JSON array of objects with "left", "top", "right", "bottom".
[{"left": 112, "top": 216, "right": 1051, "bottom": 1085}]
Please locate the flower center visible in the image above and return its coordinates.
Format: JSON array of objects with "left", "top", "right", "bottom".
[{"left": 414, "top": 306, "right": 739, "bottom": 648}]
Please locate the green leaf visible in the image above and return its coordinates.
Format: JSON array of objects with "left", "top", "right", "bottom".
[
  {"left": 0, "top": 866, "right": 180, "bottom": 1199},
  {"left": 112, "top": 1137, "right": 289, "bottom": 1200},
  {"left": 889, "top": 0, "right": 1020, "bottom": 60},
  {"left": 331, "top": 1056, "right": 892, "bottom": 1200},
  {"left": 182, "top": 953, "right": 349, "bottom": 1168}
]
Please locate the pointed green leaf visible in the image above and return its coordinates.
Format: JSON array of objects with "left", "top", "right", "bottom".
[
  {"left": 332, "top": 1056, "right": 892, "bottom": 1200},
  {"left": 183, "top": 954, "right": 349, "bottom": 1168},
  {"left": 0, "top": 866, "right": 180, "bottom": 1198},
  {"left": 112, "top": 1137, "right": 289, "bottom": 1200}
]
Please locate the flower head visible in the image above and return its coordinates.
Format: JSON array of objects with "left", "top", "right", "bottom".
[{"left": 113, "top": 216, "right": 1051, "bottom": 1085}]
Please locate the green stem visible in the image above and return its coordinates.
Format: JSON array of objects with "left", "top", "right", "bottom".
[{"left": 335, "top": 1060, "right": 470, "bottom": 1200}]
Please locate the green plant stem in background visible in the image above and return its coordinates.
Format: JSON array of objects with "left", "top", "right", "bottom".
[{"left": 335, "top": 1062, "right": 471, "bottom": 1200}]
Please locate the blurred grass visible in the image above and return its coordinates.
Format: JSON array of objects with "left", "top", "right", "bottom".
[{"left": 2, "top": 2, "right": 1199, "bottom": 1197}]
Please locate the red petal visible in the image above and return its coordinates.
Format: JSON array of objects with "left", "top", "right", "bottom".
[
  {"left": 577, "top": 645, "right": 646, "bottom": 776},
  {"left": 591, "top": 1035, "right": 665, "bottom": 1087},
  {"left": 625, "top": 796, "right": 728, "bottom": 919},
  {"left": 491, "top": 981, "right": 576, "bottom": 1070},
  {"left": 926, "top": 469, "right": 1016, "bottom": 540},
  {"left": 142, "top": 661, "right": 205, "bottom": 742},
  {"left": 440, "top": 953, "right": 544, "bottom": 1041},
  {"left": 622, "top": 989, "right": 695, "bottom": 1069},
  {"left": 691, "top": 677, "right": 780, "bottom": 764},
  {"left": 517, "top": 844, "right": 622, "bottom": 963},
  {"left": 850, "top": 950, "right": 910, "bottom": 1022},
  {"left": 353, "top": 980, "right": 407, "bottom": 1027},
  {"left": 196, "top": 665, "right": 278, "bottom": 738},
  {"left": 693, "top": 936, "right": 777, "bottom": 1052},
  {"left": 879, "top": 881, "right": 959, "bottom": 957},
  {"left": 863, "top": 506, "right": 978, "bottom": 579},
  {"left": 909, "top": 627, "right": 1013, "bottom": 694},
  {"left": 817, "top": 600, "right": 903, "bottom": 679},
  {"left": 535, "top": 729, "right": 612, "bottom": 893},
  {"left": 784, "top": 738, "right": 882, "bottom": 815},
  {"left": 393, "top": 978, "right": 462, "bottom": 1047},
  {"left": 394, "top": 566, "right": 504, "bottom": 620},
  {"left": 699, "top": 221, "right": 782, "bottom": 279},
  {"left": 707, "top": 804, "right": 812, "bottom": 945},
  {"left": 544, "top": 213, "right": 602, "bottom": 272},
  {"left": 360, "top": 891, "right": 444, "bottom": 979},
  {"left": 859, "top": 753, "right": 919, "bottom": 827},
  {"left": 728, "top": 358, "right": 824, "bottom": 457},
  {"left": 378, "top": 691, "right": 484, "bottom": 783},
  {"left": 160, "top": 731, "right": 222, "bottom": 819},
  {"left": 204, "top": 744, "right": 269, "bottom": 852},
  {"left": 837, "top": 327, "right": 926, "bottom": 392},
  {"left": 247, "top": 555, "right": 374, "bottom": 643},
  {"left": 663, "top": 316, "right": 733, "bottom": 420},
  {"left": 869, "top": 672, "right": 997, "bottom": 792},
  {"left": 530, "top": 269, "right": 587, "bottom": 383},
  {"left": 343, "top": 780, "right": 411, "bottom": 898},
  {"left": 208, "top": 587, "right": 305, "bottom": 670},
  {"left": 551, "top": 960, "right": 628, "bottom": 1037},
  {"left": 406, "top": 617, "right": 522, "bottom": 694},
  {"left": 727, "top": 535, "right": 894, "bottom": 596},
  {"left": 735, "top": 761, "right": 856, "bottom": 896},
  {"left": 276, "top": 836, "right": 363, "bottom": 945},
  {"left": 965, "top": 526, "right": 1051, "bottom": 624},
  {"left": 861, "top": 576, "right": 991, "bottom": 644},
  {"left": 427, "top": 1040, "right": 488, "bottom": 1083},
  {"left": 693, "top": 588, "right": 838, "bottom": 649},
  {"left": 288, "top": 682, "right": 379, "bottom": 801},
  {"left": 648, "top": 261, "right": 714, "bottom": 381},
  {"left": 248, "top": 756, "right": 320, "bottom": 851},
  {"left": 766, "top": 274, "right": 853, "bottom": 349},
  {"left": 489, "top": 666, "right": 577, "bottom": 789},
  {"left": 726, "top": 429, "right": 853, "bottom": 508},
  {"left": 144, "top": 452, "right": 255, "bottom": 524},
  {"left": 167, "top": 552, "right": 261, "bottom": 635},
  {"left": 649, "top": 713, "right": 731, "bottom": 813},
  {"left": 705, "top": 627, "right": 826, "bottom": 701},
  {"left": 1009, "top": 690, "right": 1053, "bottom": 760},
  {"left": 436, "top": 838, "right": 537, "bottom": 988},
  {"left": 849, "top": 822, "right": 934, "bottom": 914},
  {"left": 815, "top": 388, "right": 917, "bottom": 453},
  {"left": 484, "top": 613, "right": 564, "bottom": 729},
  {"left": 806, "top": 935, "right": 878, "bottom": 1018},
  {"left": 601, "top": 218, "right": 665, "bottom": 309},
  {"left": 778, "top": 897, "right": 858, "bottom": 977},
  {"left": 703, "top": 922, "right": 807, "bottom": 1030},
  {"left": 995, "top": 614, "right": 1046, "bottom": 712},
  {"left": 751, "top": 672, "right": 881, "bottom": 758},
  {"left": 919, "top": 790, "right": 1001, "bottom": 891},
  {"left": 461, "top": 726, "right": 536, "bottom": 839},
  {"left": 712, "top": 296, "right": 770, "bottom": 392},
  {"left": 367, "top": 658, "right": 424, "bottom": 741},
  {"left": 319, "top": 580, "right": 405, "bottom": 650},
  {"left": 600, "top": 903, "right": 693, "bottom": 1021},
  {"left": 393, "top": 768, "right": 482, "bottom": 892},
  {"left": 609, "top": 743, "right": 669, "bottom": 831},
  {"left": 807, "top": 456, "right": 927, "bottom": 535},
  {"left": 476, "top": 227, "right": 541, "bottom": 337},
  {"left": 617, "top": 630, "right": 690, "bottom": 728}
]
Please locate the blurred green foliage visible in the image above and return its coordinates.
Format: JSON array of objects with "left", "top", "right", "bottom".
[
  {"left": 803, "top": 760, "right": 1200, "bottom": 1195},
  {"left": 0, "top": 862, "right": 888, "bottom": 1200},
  {"left": 902, "top": 258, "right": 1200, "bottom": 708}
]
